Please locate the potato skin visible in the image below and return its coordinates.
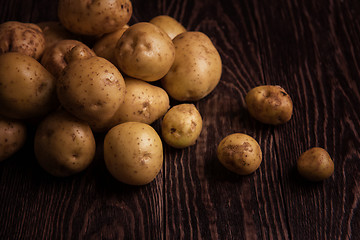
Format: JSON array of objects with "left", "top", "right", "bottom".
[
  {"left": 0, "top": 21, "right": 45, "bottom": 60},
  {"left": 37, "top": 21, "right": 77, "bottom": 50},
  {"left": 149, "top": 15, "right": 186, "bottom": 40},
  {"left": 0, "top": 116, "right": 27, "bottom": 162},
  {"left": 0, "top": 52, "right": 58, "bottom": 119},
  {"left": 58, "top": 0, "right": 132, "bottom": 36},
  {"left": 245, "top": 85, "right": 293, "bottom": 125},
  {"left": 161, "top": 104, "right": 202, "bottom": 148},
  {"left": 297, "top": 147, "right": 334, "bottom": 181},
  {"left": 34, "top": 109, "right": 96, "bottom": 177},
  {"left": 115, "top": 22, "right": 175, "bottom": 82},
  {"left": 217, "top": 133, "right": 262, "bottom": 175},
  {"left": 162, "top": 31, "right": 222, "bottom": 101},
  {"left": 104, "top": 122, "right": 163, "bottom": 185}
]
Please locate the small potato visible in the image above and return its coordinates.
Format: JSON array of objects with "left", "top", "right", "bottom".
[
  {"left": 37, "top": 21, "right": 77, "bottom": 50},
  {"left": 57, "top": 56, "right": 126, "bottom": 131},
  {"left": 0, "top": 52, "right": 58, "bottom": 120},
  {"left": 161, "top": 104, "right": 202, "bottom": 148},
  {"left": 93, "top": 25, "right": 129, "bottom": 65},
  {"left": 0, "top": 21, "right": 45, "bottom": 60},
  {"left": 0, "top": 116, "right": 27, "bottom": 162},
  {"left": 104, "top": 122, "right": 163, "bottom": 185},
  {"left": 217, "top": 133, "right": 262, "bottom": 175},
  {"left": 58, "top": 0, "right": 132, "bottom": 36},
  {"left": 245, "top": 85, "right": 293, "bottom": 125},
  {"left": 41, "top": 39, "right": 96, "bottom": 79},
  {"left": 34, "top": 109, "right": 96, "bottom": 177},
  {"left": 115, "top": 22, "right": 175, "bottom": 82},
  {"left": 149, "top": 15, "right": 186, "bottom": 40},
  {"left": 108, "top": 77, "right": 170, "bottom": 126},
  {"left": 162, "top": 31, "right": 222, "bottom": 101},
  {"left": 297, "top": 147, "right": 334, "bottom": 181}
]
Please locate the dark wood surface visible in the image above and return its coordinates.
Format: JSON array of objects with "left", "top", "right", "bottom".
[{"left": 1, "top": 0, "right": 360, "bottom": 239}]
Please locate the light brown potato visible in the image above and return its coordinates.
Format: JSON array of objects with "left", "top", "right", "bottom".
[
  {"left": 107, "top": 77, "right": 170, "bottom": 126},
  {"left": 162, "top": 31, "right": 222, "bottom": 101},
  {"left": 37, "top": 21, "right": 77, "bottom": 50},
  {"left": 34, "top": 109, "right": 96, "bottom": 177},
  {"left": 57, "top": 56, "right": 126, "bottom": 131},
  {"left": 104, "top": 122, "right": 163, "bottom": 185},
  {"left": 0, "top": 21, "right": 45, "bottom": 60},
  {"left": 161, "top": 104, "right": 202, "bottom": 148},
  {"left": 245, "top": 85, "right": 293, "bottom": 125},
  {"left": 0, "top": 116, "right": 27, "bottom": 162},
  {"left": 58, "top": 0, "right": 132, "bottom": 36},
  {"left": 115, "top": 22, "right": 175, "bottom": 82},
  {"left": 41, "top": 39, "right": 96, "bottom": 79},
  {"left": 0, "top": 52, "right": 58, "bottom": 119},
  {"left": 93, "top": 25, "right": 129, "bottom": 65},
  {"left": 149, "top": 15, "right": 186, "bottom": 40},
  {"left": 297, "top": 147, "right": 334, "bottom": 181},
  {"left": 217, "top": 133, "right": 262, "bottom": 175}
]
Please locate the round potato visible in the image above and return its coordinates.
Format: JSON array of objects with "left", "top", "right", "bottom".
[
  {"left": 0, "top": 21, "right": 45, "bottom": 60},
  {"left": 217, "top": 133, "right": 262, "bottom": 175},
  {"left": 162, "top": 31, "right": 222, "bottom": 101},
  {"left": 297, "top": 147, "right": 334, "bottom": 181},
  {"left": 115, "top": 22, "right": 175, "bottom": 82},
  {"left": 104, "top": 122, "right": 163, "bottom": 185},
  {"left": 161, "top": 104, "right": 202, "bottom": 148},
  {"left": 0, "top": 116, "right": 27, "bottom": 162},
  {"left": 93, "top": 25, "right": 129, "bottom": 65},
  {"left": 34, "top": 109, "right": 96, "bottom": 177},
  {"left": 41, "top": 39, "right": 96, "bottom": 79},
  {"left": 149, "top": 15, "right": 186, "bottom": 40},
  {"left": 58, "top": 0, "right": 132, "bottom": 36},
  {"left": 37, "top": 21, "right": 77, "bottom": 50},
  {"left": 107, "top": 77, "right": 170, "bottom": 126},
  {"left": 57, "top": 56, "right": 126, "bottom": 131},
  {"left": 245, "top": 85, "right": 293, "bottom": 125},
  {"left": 0, "top": 52, "right": 58, "bottom": 120}
]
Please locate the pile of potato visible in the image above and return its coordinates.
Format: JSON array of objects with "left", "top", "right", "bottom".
[{"left": 0, "top": 0, "right": 333, "bottom": 185}]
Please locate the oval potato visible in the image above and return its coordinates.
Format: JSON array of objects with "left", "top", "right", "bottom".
[{"left": 149, "top": 15, "right": 186, "bottom": 40}]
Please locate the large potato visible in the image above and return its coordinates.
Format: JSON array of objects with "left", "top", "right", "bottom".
[
  {"left": 245, "top": 85, "right": 293, "bottom": 125},
  {"left": 57, "top": 56, "right": 126, "bottom": 131},
  {"left": 104, "top": 122, "right": 163, "bottom": 185},
  {"left": 162, "top": 31, "right": 222, "bottom": 101},
  {"left": 115, "top": 22, "right": 175, "bottom": 82},
  {"left": 34, "top": 109, "right": 96, "bottom": 177},
  {"left": 58, "top": 0, "right": 132, "bottom": 36},
  {"left": 217, "top": 133, "right": 262, "bottom": 175},
  {"left": 0, "top": 116, "right": 27, "bottom": 162},
  {"left": 0, "top": 52, "right": 58, "bottom": 119},
  {"left": 0, "top": 21, "right": 45, "bottom": 60},
  {"left": 149, "top": 15, "right": 186, "bottom": 40},
  {"left": 107, "top": 77, "right": 170, "bottom": 126},
  {"left": 37, "top": 21, "right": 77, "bottom": 50}
]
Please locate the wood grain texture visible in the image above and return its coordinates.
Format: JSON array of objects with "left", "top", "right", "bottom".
[{"left": 0, "top": 0, "right": 359, "bottom": 239}]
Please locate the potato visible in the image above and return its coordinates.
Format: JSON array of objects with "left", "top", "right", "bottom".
[
  {"left": 0, "top": 116, "right": 27, "bottom": 162},
  {"left": 104, "top": 122, "right": 163, "bottom": 185},
  {"left": 107, "top": 77, "right": 170, "bottom": 126},
  {"left": 37, "top": 21, "right": 77, "bottom": 50},
  {"left": 217, "top": 133, "right": 262, "bottom": 175},
  {"left": 93, "top": 25, "right": 129, "bottom": 65},
  {"left": 41, "top": 39, "right": 96, "bottom": 79},
  {"left": 115, "top": 22, "right": 175, "bottom": 82},
  {"left": 297, "top": 147, "right": 334, "bottom": 181},
  {"left": 162, "top": 31, "right": 222, "bottom": 101},
  {"left": 34, "top": 109, "right": 96, "bottom": 177},
  {"left": 161, "top": 104, "right": 202, "bottom": 148},
  {"left": 245, "top": 85, "right": 293, "bottom": 125},
  {"left": 57, "top": 56, "right": 126, "bottom": 131},
  {"left": 149, "top": 15, "right": 186, "bottom": 40},
  {"left": 0, "top": 52, "right": 58, "bottom": 120},
  {"left": 0, "top": 21, "right": 45, "bottom": 60},
  {"left": 58, "top": 0, "right": 132, "bottom": 36}
]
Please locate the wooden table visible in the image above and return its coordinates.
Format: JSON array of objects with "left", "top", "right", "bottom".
[{"left": 1, "top": 0, "right": 359, "bottom": 239}]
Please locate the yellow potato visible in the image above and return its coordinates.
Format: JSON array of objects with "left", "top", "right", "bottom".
[
  {"left": 37, "top": 21, "right": 77, "bottom": 50},
  {"left": 104, "top": 122, "right": 163, "bottom": 185},
  {"left": 162, "top": 31, "right": 222, "bottom": 101},
  {"left": 149, "top": 15, "right": 186, "bottom": 39}
]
